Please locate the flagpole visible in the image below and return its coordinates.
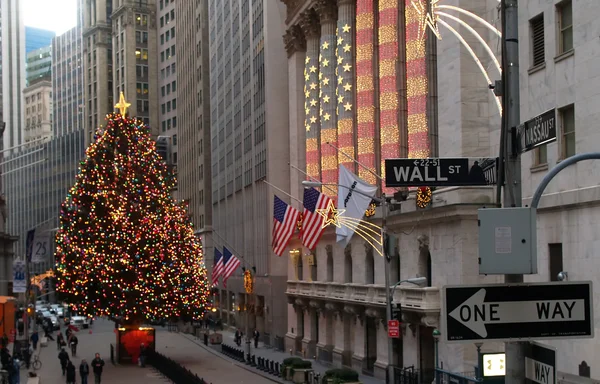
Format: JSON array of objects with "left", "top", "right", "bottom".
[
  {"left": 261, "top": 180, "right": 303, "bottom": 205},
  {"left": 325, "top": 142, "right": 384, "bottom": 181},
  {"left": 288, "top": 163, "right": 337, "bottom": 195}
]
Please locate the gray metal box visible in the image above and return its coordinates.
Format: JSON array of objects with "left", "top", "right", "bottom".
[{"left": 478, "top": 207, "right": 537, "bottom": 275}]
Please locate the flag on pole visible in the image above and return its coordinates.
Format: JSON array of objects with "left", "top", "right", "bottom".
[
  {"left": 222, "top": 247, "right": 241, "bottom": 288},
  {"left": 272, "top": 195, "right": 301, "bottom": 256},
  {"left": 336, "top": 165, "right": 379, "bottom": 247},
  {"left": 301, "top": 187, "right": 334, "bottom": 250},
  {"left": 211, "top": 248, "right": 224, "bottom": 286}
]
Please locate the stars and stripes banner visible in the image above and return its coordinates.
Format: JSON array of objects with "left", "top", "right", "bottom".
[
  {"left": 272, "top": 195, "right": 301, "bottom": 257},
  {"left": 211, "top": 248, "right": 224, "bottom": 286},
  {"left": 301, "top": 187, "right": 334, "bottom": 250},
  {"left": 222, "top": 247, "right": 241, "bottom": 288}
]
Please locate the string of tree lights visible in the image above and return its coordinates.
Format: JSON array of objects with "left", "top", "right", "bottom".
[{"left": 54, "top": 102, "right": 209, "bottom": 324}]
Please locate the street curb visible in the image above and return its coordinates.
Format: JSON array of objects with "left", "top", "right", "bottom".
[{"left": 177, "top": 332, "right": 284, "bottom": 384}]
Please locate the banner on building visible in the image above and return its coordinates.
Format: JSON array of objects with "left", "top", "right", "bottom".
[
  {"left": 13, "top": 260, "right": 26, "bottom": 293},
  {"left": 336, "top": 165, "right": 378, "bottom": 247},
  {"left": 26, "top": 229, "right": 52, "bottom": 263}
]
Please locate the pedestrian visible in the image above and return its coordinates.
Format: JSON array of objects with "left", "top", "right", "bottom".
[
  {"left": 0, "top": 346, "right": 11, "bottom": 370},
  {"left": 57, "top": 332, "right": 65, "bottom": 351},
  {"left": 70, "top": 335, "right": 78, "bottom": 356},
  {"left": 10, "top": 356, "right": 19, "bottom": 384},
  {"left": 139, "top": 343, "right": 147, "bottom": 368},
  {"left": 1, "top": 333, "right": 8, "bottom": 348},
  {"left": 17, "top": 320, "right": 24, "bottom": 337},
  {"left": 234, "top": 329, "right": 241, "bottom": 346},
  {"left": 80, "top": 359, "right": 90, "bottom": 384},
  {"left": 253, "top": 328, "right": 260, "bottom": 349},
  {"left": 22, "top": 343, "right": 32, "bottom": 369},
  {"left": 92, "top": 353, "right": 105, "bottom": 384},
  {"left": 66, "top": 360, "right": 76, "bottom": 384},
  {"left": 30, "top": 331, "right": 39, "bottom": 350},
  {"left": 58, "top": 347, "right": 69, "bottom": 375}
]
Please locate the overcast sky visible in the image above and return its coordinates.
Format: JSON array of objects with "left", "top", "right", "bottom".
[{"left": 24, "top": 0, "right": 77, "bottom": 35}]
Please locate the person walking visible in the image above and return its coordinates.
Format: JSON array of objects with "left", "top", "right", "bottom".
[
  {"left": 80, "top": 359, "right": 90, "bottom": 384},
  {"left": 139, "top": 343, "right": 147, "bottom": 368},
  {"left": 66, "top": 360, "right": 76, "bottom": 384},
  {"left": 253, "top": 329, "right": 260, "bottom": 349},
  {"left": 92, "top": 353, "right": 105, "bottom": 384},
  {"left": 58, "top": 347, "right": 69, "bottom": 375},
  {"left": 9, "top": 356, "right": 19, "bottom": 384},
  {"left": 30, "top": 331, "right": 39, "bottom": 351},
  {"left": 17, "top": 320, "right": 24, "bottom": 337},
  {"left": 57, "top": 332, "right": 65, "bottom": 351},
  {"left": 70, "top": 335, "right": 78, "bottom": 356}
]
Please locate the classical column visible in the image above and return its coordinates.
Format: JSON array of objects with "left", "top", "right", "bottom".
[
  {"left": 317, "top": 305, "right": 334, "bottom": 362},
  {"left": 375, "top": 317, "right": 389, "bottom": 380},
  {"left": 336, "top": 0, "right": 356, "bottom": 173},
  {"left": 284, "top": 25, "right": 308, "bottom": 203},
  {"left": 314, "top": 0, "right": 339, "bottom": 195},
  {"left": 351, "top": 311, "right": 366, "bottom": 373},
  {"left": 355, "top": 0, "right": 378, "bottom": 185},
  {"left": 300, "top": 10, "right": 322, "bottom": 183}
]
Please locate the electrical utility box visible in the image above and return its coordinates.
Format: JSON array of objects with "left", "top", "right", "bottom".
[{"left": 478, "top": 207, "right": 537, "bottom": 275}]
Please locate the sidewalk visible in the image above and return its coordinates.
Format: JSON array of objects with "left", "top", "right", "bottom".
[{"left": 179, "top": 328, "right": 385, "bottom": 384}]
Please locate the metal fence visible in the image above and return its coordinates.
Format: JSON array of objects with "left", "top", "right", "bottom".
[
  {"left": 434, "top": 368, "right": 483, "bottom": 384},
  {"left": 147, "top": 349, "right": 208, "bottom": 384},
  {"left": 392, "top": 365, "right": 420, "bottom": 384}
]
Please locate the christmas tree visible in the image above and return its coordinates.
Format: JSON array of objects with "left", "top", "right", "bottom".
[{"left": 55, "top": 94, "right": 209, "bottom": 324}]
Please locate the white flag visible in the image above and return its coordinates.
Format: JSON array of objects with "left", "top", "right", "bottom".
[
  {"left": 336, "top": 165, "right": 378, "bottom": 246},
  {"left": 13, "top": 260, "right": 26, "bottom": 293}
]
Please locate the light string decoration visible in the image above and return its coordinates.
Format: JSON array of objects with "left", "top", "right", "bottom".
[
  {"left": 55, "top": 104, "right": 209, "bottom": 323},
  {"left": 378, "top": 0, "right": 402, "bottom": 194},
  {"left": 316, "top": 201, "right": 383, "bottom": 256},
  {"left": 405, "top": 0, "right": 431, "bottom": 160},
  {"left": 303, "top": 17, "right": 322, "bottom": 183},
  {"left": 413, "top": 0, "right": 503, "bottom": 113},
  {"left": 336, "top": 6, "right": 355, "bottom": 174},
  {"left": 317, "top": 4, "right": 339, "bottom": 197},
  {"left": 355, "top": 0, "right": 378, "bottom": 186}
]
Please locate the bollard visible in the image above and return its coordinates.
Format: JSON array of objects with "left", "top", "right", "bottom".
[
  {"left": 269, "top": 360, "right": 274, "bottom": 374},
  {"left": 274, "top": 362, "right": 279, "bottom": 376},
  {"left": 260, "top": 357, "right": 265, "bottom": 371},
  {"left": 258, "top": 357, "right": 263, "bottom": 370},
  {"left": 251, "top": 355, "right": 256, "bottom": 367},
  {"left": 266, "top": 359, "right": 271, "bottom": 373},
  {"left": 246, "top": 353, "right": 251, "bottom": 365}
]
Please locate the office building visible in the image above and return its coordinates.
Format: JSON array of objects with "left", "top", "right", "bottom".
[
  {"left": 25, "top": 26, "right": 55, "bottom": 54},
  {"left": 157, "top": 0, "right": 178, "bottom": 181},
  {"left": 52, "top": 25, "right": 85, "bottom": 137},
  {"left": 23, "top": 77, "right": 53, "bottom": 143},
  {"left": 282, "top": 0, "right": 502, "bottom": 380},
  {"left": 175, "top": 0, "right": 211, "bottom": 232},
  {"left": 26, "top": 45, "right": 52, "bottom": 86},
  {"left": 209, "top": 0, "right": 290, "bottom": 348},
  {"left": 1, "top": 0, "right": 26, "bottom": 150}
]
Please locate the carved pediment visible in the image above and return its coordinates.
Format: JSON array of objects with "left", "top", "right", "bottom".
[{"left": 283, "top": 25, "right": 306, "bottom": 56}]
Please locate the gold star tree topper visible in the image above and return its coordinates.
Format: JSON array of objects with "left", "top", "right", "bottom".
[
  {"left": 115, "top": 92, "right": 131, "bottom": 115},
  {"left": 316, "top": 200, "right": 345, "bottom": 229}
]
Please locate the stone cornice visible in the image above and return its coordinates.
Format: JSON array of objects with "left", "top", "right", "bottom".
[
  {"left": 283, "top": 24, "right": 306, "bottom": 57},
  {"left": 299, "top": 8, "right": 320, "bottom": 39},
  {"left": 314, "top": 0, "right": 338, "bottom": 25}
]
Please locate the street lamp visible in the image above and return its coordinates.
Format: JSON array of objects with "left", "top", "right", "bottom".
[
  {"left": 432, "top": 329, "right": 441, "bottom": 384},
  {"left": 301, "top": 180, "right": 397, "bottom": 380}
]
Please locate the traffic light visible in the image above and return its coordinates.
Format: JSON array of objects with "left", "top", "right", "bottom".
[{"left": 392, "top": 303, "right": 402, "bottom": 322}]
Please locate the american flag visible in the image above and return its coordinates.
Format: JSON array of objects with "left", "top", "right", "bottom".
[
  {"left": 301, "top": 187, "right": 333, "bottom": 250},
  {"left": 272, "top": 195, "right": 301, "bottom": 256},
  {"left": 222, "top": 247, "right": 241, "bottom": 288},
  {"left": 211, "top": 248, "right": 224, "bottom": 286}
]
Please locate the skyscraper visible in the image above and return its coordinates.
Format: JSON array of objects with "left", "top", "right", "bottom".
[
  {"left": 175, "top": 0, "right": 211, "bottom": 231},
  {"left": 1, "top": 0, "right": 26, "bottom": 150},
  {"left": 208, "top": 0, "right": 290, "bottom": 346},
  {"left": 24, "top": 26, "right": 55, "bottom": 53},
  {"left": 25, "top": 45, "right": 52, "bottom": 85},
  {"left": 52, "top": 25, "right": 85, "bottom": 136}
]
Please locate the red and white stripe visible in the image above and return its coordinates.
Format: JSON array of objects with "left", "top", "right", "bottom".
[
  {"left": 273, "top": 207, "right": 300, "bottom": 256},
  {"left": 301, "top": 194, "right": 333, "bottom": 250},
  {"left": 222, "top": 257, "right": 241, "bottom": 287}
]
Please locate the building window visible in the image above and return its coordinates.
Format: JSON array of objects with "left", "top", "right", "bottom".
[
  {"left": 172, "top": 135, "right": 177, "bottom": 146},
  {"left": 557, "top": 0, "right": 573, "bottom": 54},
  {"left": 162, "top": 121, "right": 166, "bottom": 132},
  {"left": 530, "top": 14, "right": 545, "bottom": 67},
  {"left": 549, "top": 243, "right": 563, "bottom": 281},
  {"left": 161, "top": 34, "right": 164, "bottom": 45},
  {"left": 171, "top": 80, "right": 176, "bottom": 92},
  {"left": 161, "top": 86, "right": 165, "bottom": 97},
  {"left": 172, "top": 117, "right": 177, "bottom": 127},
  {"left": 172, "top": 99, "right": 176, "bottom": 110},
  {"left": 160, "top": 16, "right": 164, "bottom": 28},
  {"left": 560, "top": 104, "right": 575, "bottom": 158},
  {"left": 160, "top": 0, "right": 163, "bottom": 10},
  {"left": 534, "top": 144, "right": 548, "bottom": 165}
]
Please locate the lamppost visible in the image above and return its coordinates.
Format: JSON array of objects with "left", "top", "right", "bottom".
[
  {"left": 432, "top": 328, "right": 441, "bottom": 384},
  {"left": 301, "top": 180, "right": 405, "bottom": 383}
]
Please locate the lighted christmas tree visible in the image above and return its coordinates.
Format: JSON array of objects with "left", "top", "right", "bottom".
[{"left": 55, "top": 94, "right": 209, "bottom": 324}]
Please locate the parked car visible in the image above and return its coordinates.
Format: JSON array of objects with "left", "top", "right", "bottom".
[{"left": 69, "top": 315, "right": 90, "bottom": 329}]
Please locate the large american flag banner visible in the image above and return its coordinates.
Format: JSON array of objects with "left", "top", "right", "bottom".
[
  {"left": 272, "top": 195, "right": 301, "bottom": 256},
  {"left": 222, "top": 247, "right": 241, "bottom": 288},
  {"left": 301, "top": 187, "right": 333, "bottom": 250},
  {"left": 211, "top": 248, "right": 224, "bottom": 286}
]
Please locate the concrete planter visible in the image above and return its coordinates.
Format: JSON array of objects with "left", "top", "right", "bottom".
[
  {"left": 209, "top": 332, "right": 223, "bottom": 344},
  {"left": 291, "top": 368, "right": 313, "bottom": 384}
]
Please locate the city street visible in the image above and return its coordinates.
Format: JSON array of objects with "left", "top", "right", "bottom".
[{"left": 21, "top": 319, "right": 273, "bottom": 384}]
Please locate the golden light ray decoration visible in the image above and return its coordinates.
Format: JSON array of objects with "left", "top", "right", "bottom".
[
  {"left": 31, "top": 269, "right": 55, "bottom": 289},
  {"left": 412, "top": 0, "right": 441, "bottom": 41},
  {"left": 244, "top": 270, "right": 254, "bottom": 294}
]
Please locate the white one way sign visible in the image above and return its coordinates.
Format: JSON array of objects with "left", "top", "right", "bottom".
[
  {"left": 525, "top": 342, "right": 557, "bottom": 384},
  {"left": 443, "top": 282, "right": 593, "bottom": 342}
]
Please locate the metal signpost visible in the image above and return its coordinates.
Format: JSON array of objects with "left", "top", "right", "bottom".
[
  {"left": 516, "top": 109, "right": 557, "bottom": 153},
  {"left": 443, "top": 282, "right": 593, "bottom": 343},
  {"left": 525, "top": 342, "right": 556, "bottom": 384},
  {"left": 384, "top": 157, "right": 498, "bottom": 187}
]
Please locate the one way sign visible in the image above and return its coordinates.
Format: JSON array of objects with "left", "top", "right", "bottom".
[
  {"left": 443, "top": 282, "right": 594, "bottom": 343},
  {"left": 525, "top": 342, "right": 556, "bottom": 384}
]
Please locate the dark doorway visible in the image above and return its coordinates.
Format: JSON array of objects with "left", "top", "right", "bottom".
[
  {"left": 419, "top": 326, "right": 435, "bottom": 384},
  {"left": 365, "top": 317, "right": 377, "bottom": 373}
]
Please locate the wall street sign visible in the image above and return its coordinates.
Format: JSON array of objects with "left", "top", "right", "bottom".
[
  {"left": 384, "top": 158, "right": 498, "bottom": 187},
  {"left": 443, "top": 282, "right": 594, "bottom": 343},
  {"left": 517, "top": 109, "right": 557, "bottom": 153}
]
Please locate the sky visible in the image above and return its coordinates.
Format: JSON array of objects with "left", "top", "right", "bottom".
[{"left": 23, "top": 0, "right": 77, "bottom": 35}]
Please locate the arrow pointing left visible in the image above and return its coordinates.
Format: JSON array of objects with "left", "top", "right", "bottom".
[{"left": 449, "top": 289, "right": 586, "bottom": 338}]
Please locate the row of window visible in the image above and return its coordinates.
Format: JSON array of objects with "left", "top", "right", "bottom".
[
  {"left": 161, "top": 80, "right": 177, "bottom": 96},
  {"left": 159, "top": 0, "right": 174, "bottom": 11},
  {"left": 160, "top": 45, "right": 176, "bottom": 62},
  {"left": 160, "top": 27, "right": 176, "bottom": 45},
  {"left": 161, "top": 99, "right": 177, "bottom": 114},
  {"left": 529, "top": 0, "right": 572, "bottom": 68},
  {"left": 160, "top": 10, "right": 176, "bottom": 27},
  {"left": 534, "top": 104, "right": 575, "bottom": 165},
  {"left": 161, "top": 117, "right": 177, "bottom": 132},
  {"left": 161, "top": 63, "right": 176, "bottom": 79}
]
